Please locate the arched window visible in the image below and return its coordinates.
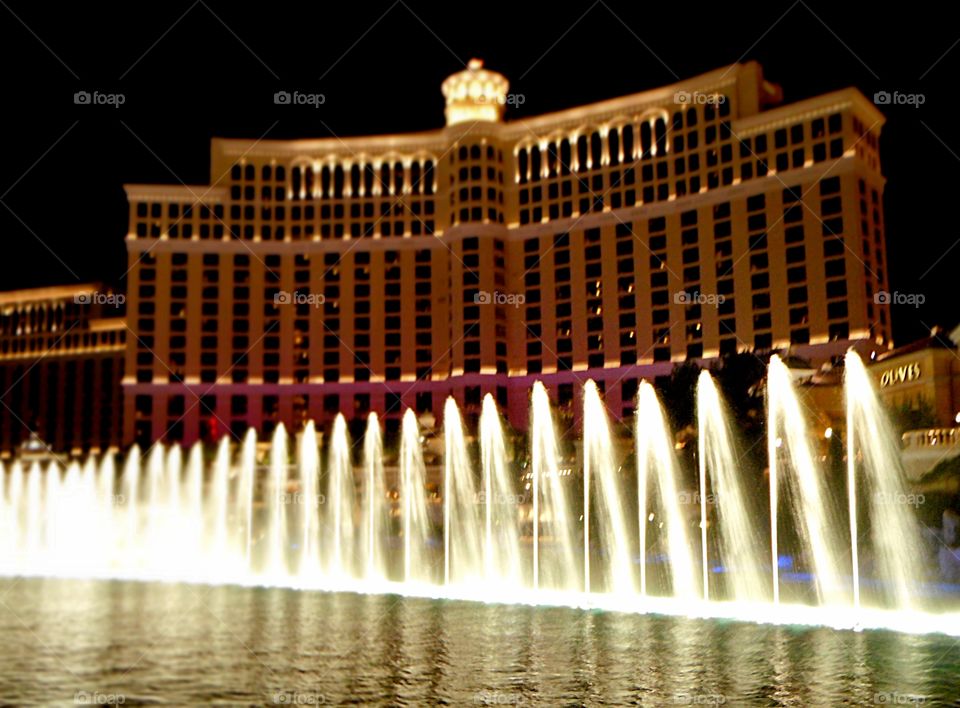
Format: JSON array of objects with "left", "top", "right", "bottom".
[
  {"left": 529, "top": 146, "right": 542, "bottom": 181},
  {"left": 560, "top": 139, "right": 571, "bottom": 175},
  {"left": 333, "top": 165, "right": 344, "bottom": 199},
  {"left": 654, "top": 118, "right": 668, "bottom": 155},
  {"left": 621, "top": 124, "right": 634, "bottom": 161},
  {"left": 547, "top": 142, "right": 558, "bottom": 178},
  {"left": 590, "top": 131, "right": 603, "bottom": 168},
  {"left": 640, "top": 122, "right": 652, "bottom": 158},
  {"left": 350, "top": 164, "right": 361, "bottom": 196},
  {"left": 291, "top": 166, "right": 302, "bottom": 199},
  {"left": 363, "top": 164, "right": 375, "bottom": 196},
  {"left": 304, "top": 166, "right": 315, "bottom": 197},
  {"left": 411, "top": 161, "right": 422, "bottom": 193},
  {"left": 577, "top": 135, "right": 588, "bottom": 170},
  {"left": 609, "top": 128, "right": 620, "bottom": 166},
  {"left": 517, "top": 148, "right": 528, "bottom": 184},
  {"left": 423, "top": 160, "right": 434, "bottom": 194},
  {"left": 381, "top": 163, "right": 392, "bottom": 195},
  {"left": 320, "top": 166, "right": 331, "bottom": 198},
  {"left": 393, "top": 161, "right": 404, "bottom": 195}
]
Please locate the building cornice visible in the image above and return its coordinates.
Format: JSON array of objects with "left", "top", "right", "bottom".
[
  {"left": 732, "top": 88, "right": 886, "bottom": 136},
  {"left": 211, "top": 131, "right": 449, "bottom": 162},
  {"left": 501, "top": 64, "right": 751, "bottom": 140},
  {"left": 123, "top": 185, "right": 229, "bottom": 202},
  {"left": 0, "top": 283, "right": 102, "bottom": 307},
  {"left": 203, "top": 64, "right": 883, "bottom": 166}
]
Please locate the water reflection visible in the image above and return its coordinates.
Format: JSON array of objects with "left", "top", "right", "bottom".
[{"left": 0, "top": 579, "right": 956, "bottom": 705}]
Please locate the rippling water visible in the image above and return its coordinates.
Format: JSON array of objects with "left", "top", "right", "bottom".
[{"left": 0, "top": 578, "right": 957, "bottom": 705}]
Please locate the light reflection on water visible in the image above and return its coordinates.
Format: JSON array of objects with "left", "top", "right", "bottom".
[{"left": 0, "top": 577, "right": 956, "bottom": 706}]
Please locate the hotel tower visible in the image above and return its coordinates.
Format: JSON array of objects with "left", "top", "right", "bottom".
[{"left": 121, "top": 61, "right": 890, "bottom": 446}]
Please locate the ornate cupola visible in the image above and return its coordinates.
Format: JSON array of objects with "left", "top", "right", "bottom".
[{"left": 441, "top": 58, "right": 509, "bottom": 126}]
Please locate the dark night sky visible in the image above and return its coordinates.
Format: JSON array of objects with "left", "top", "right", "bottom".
[{"left": 0, "top": 0, "right": 954, "bottom": 344}]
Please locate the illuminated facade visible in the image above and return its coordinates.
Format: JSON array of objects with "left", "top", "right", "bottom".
[
  {"left": 0, "top": 285, "right": 125, "bottom": 456},
  {"left": 871, "top": 332, "right": 960, "bottom": 427},
  {"left": 122, "top": 61, "right": 891, "bottom": 446}
]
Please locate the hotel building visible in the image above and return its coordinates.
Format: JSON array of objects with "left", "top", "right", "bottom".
[
  {"left": 121, "top": 61, "right": 891, "bottom": 446},
  {"left": 0, "top": 284, "right": 125, "bottom": 456}
]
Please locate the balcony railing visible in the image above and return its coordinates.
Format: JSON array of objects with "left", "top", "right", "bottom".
[{"left": 902, "top": 428, "right": 960, "bottom": 451}]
